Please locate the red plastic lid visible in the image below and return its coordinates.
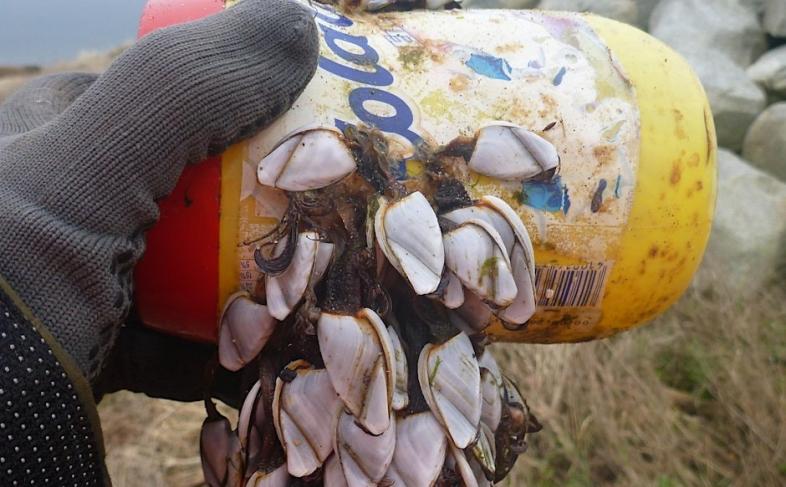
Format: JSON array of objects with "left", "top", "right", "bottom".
[{"left": 133, "top": 0, "right": 226, "bottom": 343}]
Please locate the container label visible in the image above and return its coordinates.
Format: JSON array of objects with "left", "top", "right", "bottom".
[{"left": 234, "top": 5, "right": 641, "bottom": 324}]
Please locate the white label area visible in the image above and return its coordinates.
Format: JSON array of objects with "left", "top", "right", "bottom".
[{"left": 237, "top": 5, "right": 640, "bottom": 308}]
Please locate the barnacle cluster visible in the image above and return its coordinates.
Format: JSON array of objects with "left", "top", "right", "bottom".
[{"left": 202, "top": 122, "right": 557, "bottom": 487}]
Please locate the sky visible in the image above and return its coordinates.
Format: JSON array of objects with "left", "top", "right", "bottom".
[{"left": 0, "top": 1, "right": 148, "bottom": 65}]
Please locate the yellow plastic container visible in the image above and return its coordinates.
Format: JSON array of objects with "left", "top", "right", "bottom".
[{"left": 135, "top": 1, "right": 717, "bottom": 345}]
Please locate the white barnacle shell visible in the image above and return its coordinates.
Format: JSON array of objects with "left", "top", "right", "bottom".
[
  {"left": 257, "top": 126, "right": 356, "bottom": 191},
  {"left": 217, "top": 292, "right": 277, "bottom": 372},
  {"left": 238, "top": 380, "right": 267, "bottom": 469},
  {"left": 443, "top": 205, "right": 516, "bottom": 254},
  {"left": 317, "top": 309, "right": 396, "bottom": 435},
  {"left": 323, "top": 454, "right": 348, "bottom": 487},
  {"left": 335, "top": 410, "right": 396, "bottom": 487},
  {"left": 448, "top": 439, "right": 494, "bottom": 487},
  {"left": 272, "top": 361, "right": 343, "bottom": 478},
  {"left": 478, "top": 350, "right": 503, "bottom": 432},
  {"left": 441, "top": 271, "right": 466, "bottom": 309},
  {"left": 447, "top": 443, "right": 486, "bottom": 487},
  {"left": 444, "top": 196, "right": 537, "bottom": 326},
  {"left": 245, "top": 464, "right": 290, "bottom": 487},
  {"left": 479, "top": 196, "right": 537, "bottom": 325},
  {"left": 480, "top": 196, "right": 536, "bottom": 287},
  {"left": 266, "top": 232, "right": 334, "bottom": 320},
  {"left": 469, "top": 123, "right": 559, "bottom": 181},
  {"left": 418, "top": 333, "right": 482, "bottom": 449},
  {"left": 375, "top": 192, "right": 445, "bottom": 296},
  {"left": 200, "top": 413, "right": 243, "bottom": 487},
  {"left": 385, "top": 412, "right": 447, "bottom": 487},
  {"left": 238, "top": 380, "right": 263, "bottom": 450},
  {"left": 442, "top": 218, "right": 518, "bottom": 307},
  {"left": 500, "top": 243, "right": 537, "bottom": 325},
  {"left": 470, "top": 422, "right": 497, "bottom": 481},
  {"left": 388, "top": 326, "right": 409, "bottom": 411}
]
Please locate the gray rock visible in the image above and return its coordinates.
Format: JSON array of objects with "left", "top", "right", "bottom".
[
  {"left": 650, "top": 0, "right": 767, "bottom": 67},
  {"left": 635, "top": 0, "right": 662, "bottom": 29},
  {"left": 461, "top": 0, "right": 539, "bottom": 8},
  {"left": 538, "top": 0, "right": 639, "bottom": 25},
  {"left": 742, "top": 103, "right": 786, "bottom": 182},
  {"left": 681, "top": 49, "right": 767, "bottom": 150},
  {"left": 764, "top": 0, "right": 786, "bottom": 37},
  {"left": 748, "top": 46, "right": 786, "bottom": 97},
  {"left": 694, "top": 149, "right": 786, "bottom": 295},
  {"left": 733, "top": 0, "right": 767, "bottom": 14}
]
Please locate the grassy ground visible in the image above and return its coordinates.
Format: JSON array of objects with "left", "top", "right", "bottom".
[
  {"left": 96, "top": 272, "right": 786, "bottom": 487},
  {"left": 499, "top": 283, "right": 786, "bottom": 487}
]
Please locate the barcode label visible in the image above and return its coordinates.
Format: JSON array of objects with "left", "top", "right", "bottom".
[{"left": 534, "top": 263, "right": 611, "bottom": 308}]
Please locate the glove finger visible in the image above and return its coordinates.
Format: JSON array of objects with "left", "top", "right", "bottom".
[{"left": 0, "top": 72, "right": 98, "bottom": 138}]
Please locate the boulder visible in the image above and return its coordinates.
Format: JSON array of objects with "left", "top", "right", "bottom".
[
  {"left": 650, "top": 0, "right": 767, "bottom": 67},
  {"left": 733, "top": 0, "right": 767, "bottom": 15},
  {"left": 461, "top": 0, "right": 539, "bottom": 8},
  {"left": 682, "top": 49, "right": 766, "bottom": 150},
  {"left": 538, "top": 0, "right": 639, "bottom": 25},
  {"left": 742, "top": 103, "right": 786, "bottom": 182},
  {"left": 764, "top": 0, "right": 786, "bottom": 37},
  {"left": 748, "top": 46, "right": 786, "bottom": 97},
  {"left": 694, "top": 149, "right": 786, "bottom": 296},
  {"left": 635, "top": 0, "right": 662, "bottom": 29}
]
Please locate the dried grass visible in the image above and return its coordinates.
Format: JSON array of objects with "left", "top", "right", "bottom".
[
  {"left": 99, "top": 394, "right": 235, "bottom": 487},
  {"left": 499, "top": 282, "right": 786, "bottom": 487}
]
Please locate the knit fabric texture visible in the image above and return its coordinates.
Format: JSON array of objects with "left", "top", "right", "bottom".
[
  {"left": 0, "top": 0, "right": 319, "bottom": 380},
  {"left": 0, "top": 285, "right": 108, "bottom": 486}
]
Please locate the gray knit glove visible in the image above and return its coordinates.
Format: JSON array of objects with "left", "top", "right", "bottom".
[{"left": 0, "top": 0, "right": 319, "bottom": 381}]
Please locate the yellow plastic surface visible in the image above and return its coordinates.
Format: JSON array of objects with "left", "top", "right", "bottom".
[
  {"left": 217, "top": 12, "right": 717, "bottom": 345},
  {"left": 488, "top": 16, "right": 717, "bottom": 342},
  {"left": 218, "top": 143, "right": 243, "bottom": 312}
]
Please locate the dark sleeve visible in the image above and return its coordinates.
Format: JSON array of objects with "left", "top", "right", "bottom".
[
  {"left": 94, "top": 321, "right": 244, "bottom": 410},
  {"left": 0, "top": 274, "right": 110, "bottom": 486}
]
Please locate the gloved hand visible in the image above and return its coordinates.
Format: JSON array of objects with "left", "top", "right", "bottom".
[
  {"left": 0, "top": 0, "right": 318, "bottom": 379},
  {"left": 0, "top": 0, "right": 318, "bottom": 484}
]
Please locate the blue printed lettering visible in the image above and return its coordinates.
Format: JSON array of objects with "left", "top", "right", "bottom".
[
  {"left": 321, "top": 26, "right": 380, "bottom": 65},
  {"left": 347, "top": 88, "right": 421, "bottom": 145},
  {"left": 311, "top": 3, "right": 353, "bottom": 27},
  {"left": 313, "top": 5, "right": 422, "bottom": 149},
  {"left": 317, "top": 58, "right": 394, "bottom": 87}
]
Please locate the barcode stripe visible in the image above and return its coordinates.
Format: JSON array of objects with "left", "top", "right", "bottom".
[
  {"left": 562, "top": 271, "right": 574, "bottom": 304},
  {"left": 532, "top": 263, "right": 610, "bottom": 308},
  {"left": 575, "top": 270, "right": 587, "bottom": 305},
  {"left": 593, "top": 265, "right": 608, "bottom": 304},
  {"left": 582, "top": 268, "right": 595, "bottom": 306},
  {"left": 588, "top": 267, "right": 599, "bottom": 305}
]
